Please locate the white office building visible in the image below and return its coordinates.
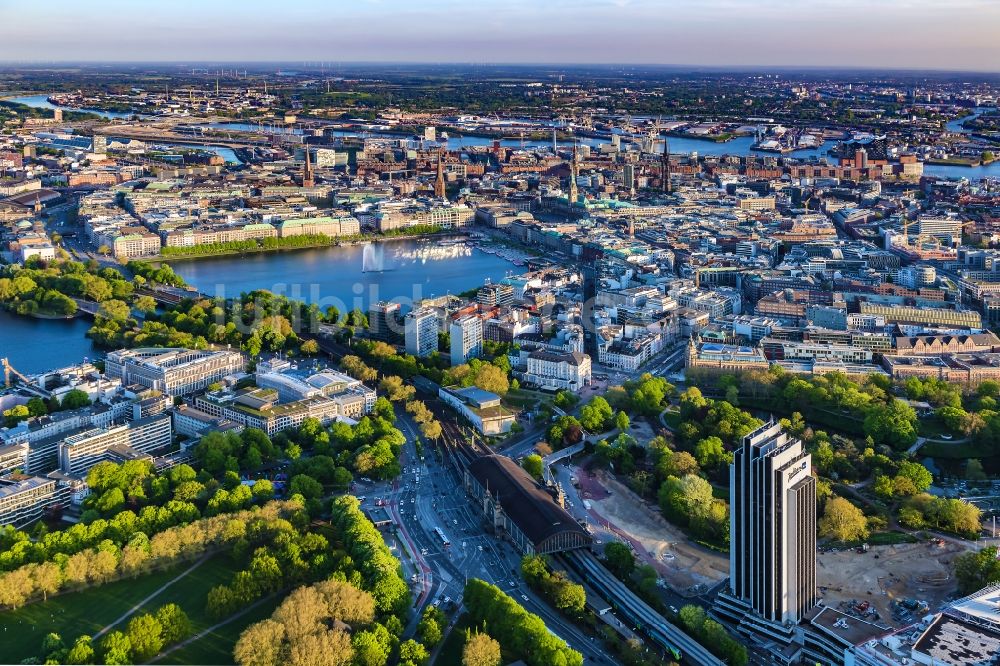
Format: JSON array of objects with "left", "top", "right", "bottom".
[
  {"left": 405, "top": 308, "right": 439, "bottom": 357},
  {"left": 0, "top": 475, "right": 67, "bottom": 528},
  {"left": 58, "top": 413, "right": 172, "bottom": 476},
  {"left": 105, "top": 348, "right": 245, "bottom": 397},
  {"left": 450, "top": 315, "right": 483, "bottom": 366},
  {"left": 523, "top": 351, "right": 592, "bottom": 391}
]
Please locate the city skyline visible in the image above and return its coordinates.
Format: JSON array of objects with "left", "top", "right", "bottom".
[
  {"left": 2, "top": 0, "right": 1000, "bottom": 71},
  {"left": 1, "top": 11, "right": 1000, "bottom": 661}
]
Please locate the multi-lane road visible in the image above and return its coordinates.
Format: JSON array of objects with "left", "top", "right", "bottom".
[
  {"left": 357, "top": 410, "right": 616, "bottom": 663},
  {"left": 343, "top": 336, "right": 696, "bottom": 661}
]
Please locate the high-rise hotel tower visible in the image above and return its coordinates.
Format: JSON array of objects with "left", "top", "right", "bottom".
[{"left": 729, "top": 420, "right": 817, "bottom": 625}]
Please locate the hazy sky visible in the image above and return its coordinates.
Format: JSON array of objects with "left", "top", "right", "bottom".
[{"left": 1, "top": 0, "right": 998, "bottom": 71}]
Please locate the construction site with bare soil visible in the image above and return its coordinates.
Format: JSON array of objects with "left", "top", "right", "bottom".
[
  {"left": 574, "top": 465, "right": 972, "bottom": 618},
  {"left": 816, "top": 538, "right": 969, "bottom": 627},
  {"left": 577, "top": 469, "right": 730, "bottom": 593}
]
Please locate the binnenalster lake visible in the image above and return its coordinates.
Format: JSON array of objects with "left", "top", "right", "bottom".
[
  {"left": 0, "top": 239, "right": 516, "bottom": 373},
  {"left": 169, "top": 238, "right": 517, "bottom": 312}
]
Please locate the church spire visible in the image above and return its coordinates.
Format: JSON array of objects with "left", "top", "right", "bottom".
[
  {"left": 302, "top": 145, "right": 314, "bottom": 187},
  {"left": 569, "top": 143, "right": 579, "bottom": 204},
  {"left": 662, "top": 135, "right": 671, "bottom": 194},
  {"left": 434, "top": 149, "right": 446, "bottom": 198}
]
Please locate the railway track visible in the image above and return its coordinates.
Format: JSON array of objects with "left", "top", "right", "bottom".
[{"left": 561, "top": 550, "right": 724, "bottom": 666}]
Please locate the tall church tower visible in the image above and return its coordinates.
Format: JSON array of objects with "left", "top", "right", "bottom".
[
  {"left": 302, "top": 146, "right": 314, "bottom": 188},
  {"left": 569, "top": 144, "right": 579, "bottom": 204},
  {"left": 434, "top": 150, "right": 446, "bottom": 198},
  {"left": 662, "top": 136, "right": 671, "bottom": 194}
]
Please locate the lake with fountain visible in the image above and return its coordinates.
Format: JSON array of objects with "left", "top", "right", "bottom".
[{"left": 169, "top": 237, "right": 513, "bottom": 313}]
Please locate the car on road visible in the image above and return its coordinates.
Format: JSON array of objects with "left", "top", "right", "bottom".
[
  {"left": 508, "top": 580, "right": 516, "bottom": 586},
  {"left": 521, "top": 594, "right": 529, "bottom": 602},
  {"left": 478, "top": 545, "right": 484, "bottom": 551}
]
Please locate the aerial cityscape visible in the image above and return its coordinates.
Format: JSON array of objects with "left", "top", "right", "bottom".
[{"left": 1, "top": 3, "right": 1000, "bottom": 666}]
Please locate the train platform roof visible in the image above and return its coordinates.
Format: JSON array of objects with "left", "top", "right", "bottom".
[{"left": 467, "top": 454, "right": 589, "bottom": 550}]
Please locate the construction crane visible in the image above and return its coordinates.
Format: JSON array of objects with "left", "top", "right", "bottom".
[
  {"left": 650, "top": 115, "right": 662, "bottom": 141},
  {"left": 2, "top": 357, "right": 33, "bottom": 389}
]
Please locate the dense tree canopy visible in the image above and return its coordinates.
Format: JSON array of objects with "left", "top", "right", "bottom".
[{"left": 463, "top": 578, "right": 583, "bottom": 666}]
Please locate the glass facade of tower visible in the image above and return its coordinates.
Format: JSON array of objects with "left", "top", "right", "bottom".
[{"left": 730, "top": 421, "right": 817, "bottom": 625}]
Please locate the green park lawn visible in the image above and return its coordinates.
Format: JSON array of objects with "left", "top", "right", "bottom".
[
  {"left": 503, "top": 388, "right": 554, "bottom": 410},
  {"left": 434, "top": 612, "right": 519, "bottom": 666},
  {"left": 433, "top": 613, "right": 475, "bottom": 666},
  {"left": 158, "top": 594, "right": 283, "bottom": 665},
  {"left": 0, "top": 553, "right": 238, "bottom": 663},
  {"left": 661, "top": 408, "right": 682, "bottom": 429},
  {"left": 917, "top": 416, "right": 956, "bottom": 440}
]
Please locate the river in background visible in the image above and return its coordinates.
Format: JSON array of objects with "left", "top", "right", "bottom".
[
  {"left": 3, "top": 94, "right": 134, "bottom": 120},
  {"left": 10, "top": 93, "right": 997, "bottom": 177},
  {"left": 201, "top": 120, "right": 997, "bottom": 178},
  {"left": 207, "top": 120, "right": 831, "bottom": 158}
]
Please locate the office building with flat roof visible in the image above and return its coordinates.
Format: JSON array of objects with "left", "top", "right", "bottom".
[
  {"left": 715, "top": 422, "right": 817, "bottom": 662},
  {"left": 58, "top": 413, "right": 172, "bottom": 476},
  {"left": 0, "top": 475, "right": 67, "bottom": 528},
  {"left": 857, "top": 302, "right": 981, "bottom": 329},
  {"left": 438, "top": 386, "right": 516, "bottom": 436},
  {"left": 368, "top": 301, "right": 401, "bottom": 341},
  {"left": 477, "top": 283, "right": 514, "bottom": 307},
  {"left": 728, "top": 421, "right": 817, "bottom": 625},
  {"left": 105, "top": 348, "right": 245, "bottom": 397},
  {"left": 450, "top": 315, "right": 483, "bottom": 366},
  {"left": 195, "top": 364, "right": 375, "bottom": 437},
  {"left": 0, "top": 443, "right": 29, "bottom": 476},
  {"left": 405, "top": 308, "right": 439, "bottom": 357}
]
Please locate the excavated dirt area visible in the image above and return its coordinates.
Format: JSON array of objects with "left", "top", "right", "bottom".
[
  {"left": 578, "top": 469, "right": 729, "bottom": 592},
  {"left": 816, "top": 539, "right": 968, "bottom": 626}
]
